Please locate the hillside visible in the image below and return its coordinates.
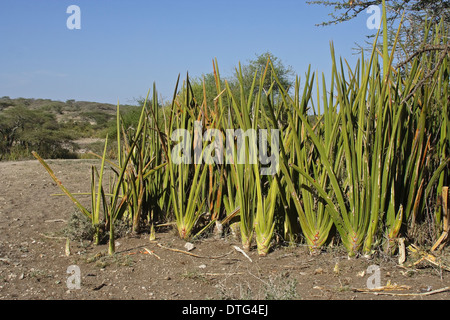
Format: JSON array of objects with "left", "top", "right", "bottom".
[
  {"left": 0, "top": 96, "right": 121, "bottom": 123},
  {"left": 0, "top": 97, "right": 139, "bottom": 161}
]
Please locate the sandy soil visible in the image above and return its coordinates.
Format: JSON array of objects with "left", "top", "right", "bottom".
[{"left": 0, "top": 159, "right": 449, "bottom": 301}]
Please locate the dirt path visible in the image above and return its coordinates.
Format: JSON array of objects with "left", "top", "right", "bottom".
[{"left": 0, "top": 159, "right": 449, "bottom": 300}]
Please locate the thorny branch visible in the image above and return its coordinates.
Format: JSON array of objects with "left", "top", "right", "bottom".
[{"left": 398, "top": 44, "right": 450, "bottom": 104}]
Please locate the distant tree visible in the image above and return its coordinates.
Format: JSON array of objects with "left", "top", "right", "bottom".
[
  {"left": 0, "top": 99, "right": 12, "bottom": 111},
  {"left": 235, "top": 51, "right": 295, "bottom": 96},
  {"left": 0, "top": 106, "right": 33, "bottom": 154},
  {"left": 178, "top": 53, "right": 294, "bottom": 116},
  {"left": 187, "top": 72, "right": 225, "bottom": 109}
]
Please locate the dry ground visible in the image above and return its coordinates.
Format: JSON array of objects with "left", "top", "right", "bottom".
[{"left": 0, "top": 159, "right": 449, "bottom": 301}]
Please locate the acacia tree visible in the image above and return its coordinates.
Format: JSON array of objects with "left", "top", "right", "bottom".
[
  {"left": 307, "top": 0, "right": 449, "bottom": 26},
  {"left": 0, "top": 106, "right": 75, "bottom": 160},
  {"left": 308, "top": 0, "right": 449, "bottom": 63}
]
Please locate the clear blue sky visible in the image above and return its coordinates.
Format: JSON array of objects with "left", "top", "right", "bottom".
[{"left": 0, "top": 0, "right": 377, "bottom": 105}]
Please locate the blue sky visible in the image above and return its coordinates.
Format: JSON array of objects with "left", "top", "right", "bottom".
[{"left": 0, "top": 0, "right": 377, "bottom": 105}]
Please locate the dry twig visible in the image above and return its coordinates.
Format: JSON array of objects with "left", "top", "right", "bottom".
[
  {"left": 155, "top": 243, "right": 234, "bottom": 260},
  {"left": 233, "top": 245, "right": 253, "bottom": 262},
  {"left": 357, "top": 286, "right": 450, "bottom": 297},
  {"left": 141, "top": 247, "right": 161, "bottom": 260}
]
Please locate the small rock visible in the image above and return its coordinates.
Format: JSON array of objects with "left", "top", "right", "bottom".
[
  {"left": 0, "top": 257, "right": 11, "bottom": 264},
  {"left": 199, "top": 264, "right": 206, "bottom": 269},
  {"left": 420, "top": 285, "right": 432, "bottom": 292},
  {"left": 184, "top": 242, "right": 195, "bottom": 251},
  {"left": 313, "top": 268, "right": 323, "bottom": 275}
]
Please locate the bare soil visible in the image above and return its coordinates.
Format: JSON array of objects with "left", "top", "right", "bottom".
[{"left": 1, "top": 159, "right": 449, "bottom": 301}]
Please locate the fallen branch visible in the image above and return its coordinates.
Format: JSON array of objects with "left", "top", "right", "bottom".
[
  {"left": 203, "top": 272, "right": 243, "bottom": 277},
  {"left": 352, "top": 283, "right": 411, "bottom": 293},
  {"left": 357, "top": 286, "right": 450, "bottom": 297},
  {"left": 155, "top": 243, "right": 234, "bottom": 260}
]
